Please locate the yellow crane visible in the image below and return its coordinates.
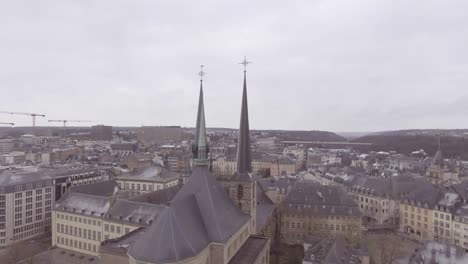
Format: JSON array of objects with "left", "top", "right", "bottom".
[
  {"left": 0, "top": 122, "right": 14, "bottom": 127},
  {"left": 0, "top": 111, "right": 45, "bottom": 127}
]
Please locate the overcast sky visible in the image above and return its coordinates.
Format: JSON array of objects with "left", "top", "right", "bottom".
[{"left": 1, "top": 0, "right": 467, "bottom": 132}]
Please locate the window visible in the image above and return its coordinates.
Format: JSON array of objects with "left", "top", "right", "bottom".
[
  {"left": 104, "top": 224, "right": 109, "bottom": 232},
  {"left": 237, "top": 184, "right": 244, "bottom": 199}
]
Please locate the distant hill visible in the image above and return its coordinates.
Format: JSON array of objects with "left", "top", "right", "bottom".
[
  {"left": 352, "top": 134, "right": 468, "bottom": 160},
  {"left": 336, "top": 131, "right": 374, "bottom": 139},
  {"left": 264, "top": 130, "right": 347, "bottom": 142},
  {"left": 372, "top": 129, "right": 468, "bottom": 137}
]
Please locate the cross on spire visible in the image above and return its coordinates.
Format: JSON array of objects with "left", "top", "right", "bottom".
[
  {"left": 199, "top": 65, "right": 206, "bottom": 81},
  {"left": 239, "top": 56, "right": 251, "bottom": 72}
]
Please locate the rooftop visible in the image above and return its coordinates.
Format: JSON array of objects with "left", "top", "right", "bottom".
[
  {"left": 228, "top": 236, "right": 269, "bottom": 264},
  {"left": 117, "top": 165, "right": 180, "bottom": 183}
]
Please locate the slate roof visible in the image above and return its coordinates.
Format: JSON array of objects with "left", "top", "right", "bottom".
[
  {"left": 118, "top": 165, "right": 180, "bottom": 183},
  {"left": 256, "top": 183, "right": 275, "bottom": 232},
  {"left": 0, "top": 167, "right": 101, "bottom": 186},
  {"left": 55, "top": 193, "right": 112, "bottom": 217},
  {"left": 128, "top": 185, "right": 181, "bottom": 205},
  {"left": 322, "top": 235, "right": 361, "bottom": 264},
  {"left": 128, "top": 164, "right": 250, "bottom": 263},
  {"left": 404, "top": 184, "right": 442, "bottom": 207},
  {"left": 68, "top": 180, "right": 119, "bottom": 197},
  {"left": 56, "top": 192, "right": 166, "bottom": 225},
  {"left": 283, "top": 182, "right": 361, "bottom": 217},
  {"left": 228, "top": 236, "right": 269, "bottom": 264},
  {"left": 105, "top": 199, "right": 165, "bottom": 226},
  {"left": 100, "top": 228, "right": 146, "bottom": 256}
]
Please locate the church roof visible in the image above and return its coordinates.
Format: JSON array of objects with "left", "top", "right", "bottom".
[
  {"left": 234, "top": 61, "right": 252, "bottom": 181},
  {"left": 128, "top": 166, "right": 249, "bottom": 263},
  {"left": 432, "top": 149, "right": 444, "bottom": 167},
  {"left": 128, "top": 69, "right": 250, "bottom": 263}
]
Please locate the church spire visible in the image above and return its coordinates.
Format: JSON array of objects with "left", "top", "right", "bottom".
[
  {"left": 236, "top": 57, "right": 252, "bottom": 176},
  {"left": 193, "top": 65, "right": 208, "bottom": 166}
]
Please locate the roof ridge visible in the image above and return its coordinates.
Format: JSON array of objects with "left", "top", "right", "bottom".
[{"left": 198, "top": 168, "right": 223, "bottom": 239}]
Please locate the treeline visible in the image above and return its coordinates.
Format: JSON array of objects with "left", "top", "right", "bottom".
[{"left": 352, "top": 135, "right": 468, "bottom": 160}]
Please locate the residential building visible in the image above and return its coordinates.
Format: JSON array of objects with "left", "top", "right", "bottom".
[
  {"left": 123, "top": 153, "right": 152, "bottom": 170},
  {"left": 52, "top": 191, "right": 165, "bottom": 256},
  {"left": 136, "top": 126, "right": 184, "bottom": 143},
  {"left": 165, "top": 150, "right": 191, "bottom": 173},
  {"left": 433, "top": 191, "right": 461, "bottom": 243},
  {"left": 257, "top": 177, "right": 295, "bottom": 204},
  {"left": 0, "top": 171, "right": 54, "bottom": 246},
  {"left": 348, "top": 175, "right": 425, "bottom": 226},
  {"left": 91, "top": 125, "right": 113, "bottom": 141},
  {"left": 280, "top": 182, "right": 362, "bottom": 246},
  {"left": 0, "top": 167, "right": 109, "bottom": 247},
  {"left": 0, "top": 138, "right": 14, "bottom": 155},
  {"left": 53, "top": 168, "right": 110, "bottom": 201},
  {"left": 115, "top": 166, "right": 180, "bottom": 192},
  {"left": 400, "top": 184, "right": 440, "bottom": 242}
]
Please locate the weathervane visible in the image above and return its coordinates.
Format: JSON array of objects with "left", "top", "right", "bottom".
[
  {"left": 199, "top": 65, "right": 206, "bottom": 81},
  {"left": 239, "top": 56, "right": 251, "bottom": 72}
]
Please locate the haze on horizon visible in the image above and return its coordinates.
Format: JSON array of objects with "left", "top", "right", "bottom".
[{"left": 1, "top": 0, "right": 468, "bottom": 132}]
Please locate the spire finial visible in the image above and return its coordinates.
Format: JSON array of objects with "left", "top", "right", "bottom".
[
  {"left": 239, "top": 56, "right": 252, "bottom": 72},
  {"left": 199, "top": 65, "right": 206, "bottom": 81}
]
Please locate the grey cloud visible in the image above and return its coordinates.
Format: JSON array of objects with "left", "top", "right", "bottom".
[{"left": 0, "top": 0, "right": 467, "bottom": 131}]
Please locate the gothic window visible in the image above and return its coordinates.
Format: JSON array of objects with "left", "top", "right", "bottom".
[{"left": 237, "top": 184, "right": 244, "bottom": 200}]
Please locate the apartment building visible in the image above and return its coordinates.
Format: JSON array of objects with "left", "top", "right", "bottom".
[
  {"left": 53, "top": 168, "right": 109, "bottom": 200},
  {"left": 280, "top": 182, "right": 362, "bottom": 246},
  {"left": 452, "top": 181, "right": 468, "bottom": 250},
  {"left": 0, "top": 171, "right": 54, "bottom": 247},
  {"left": 115, "top": 165, "right": 180, "bottom": 192},
  {"left": 0, "top": 167, "right": 110, "bottom": 247},
  {"left": 400, "top": 184, "right": 440, "bottom": 242},
  {"left": 52, "top": 192, "right": 165, "bottom": 256},
  {"left": 348, "top": 175, "right": 423, "bottom": 226},
  {"left": 453, "top": 206, "right": 468, "bottom": 249}
]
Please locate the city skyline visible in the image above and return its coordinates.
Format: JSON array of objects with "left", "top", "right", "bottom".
[{"left": 1, "top": 0, "right": 468, "bottom": 131}]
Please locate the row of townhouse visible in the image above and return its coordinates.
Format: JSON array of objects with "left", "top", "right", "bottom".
[
  {"left": 347, "top": 175, "right": 426, "bottom": 226},
  {"left": 400, "top": 181, "right": 468, "bottom": 250}
]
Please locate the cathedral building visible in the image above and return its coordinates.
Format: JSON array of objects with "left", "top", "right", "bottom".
[{"left": 121, "top": 63, "right": 270, "bottom": 264}]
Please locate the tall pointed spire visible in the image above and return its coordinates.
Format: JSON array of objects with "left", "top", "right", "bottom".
[
  {"left": 193, "top": 65, "right": 208, "bottom": 166},
  {"left": 236, "top": 57, "right": 252, "bottom": 177}
]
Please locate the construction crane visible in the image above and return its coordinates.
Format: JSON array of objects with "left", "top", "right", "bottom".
[
  {"left": 0, "top": 122, "right": 14, "bottom": 127},
  {"left": 48, "top": 120, "right": 96, "bottom": 127},
  {"left": 0, "top": 111, "right": 45, "bottom": 127}
]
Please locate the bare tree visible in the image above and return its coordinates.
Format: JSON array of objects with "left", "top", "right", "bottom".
[{"left": 366, "top": 235, "right": 404, "bottom": 264}]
